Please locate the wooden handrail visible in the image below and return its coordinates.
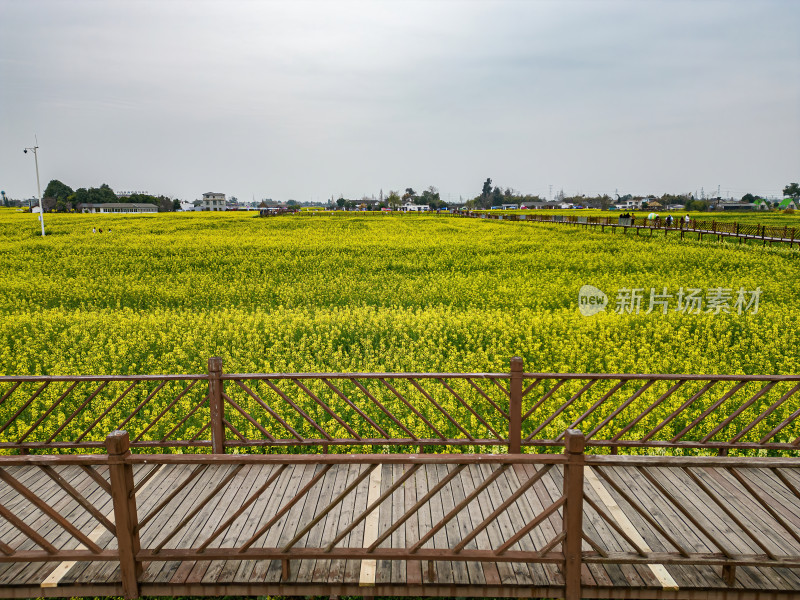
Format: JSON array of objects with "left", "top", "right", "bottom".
[{"left": 1, "top": 361, "right": 799, "bottom": 454}]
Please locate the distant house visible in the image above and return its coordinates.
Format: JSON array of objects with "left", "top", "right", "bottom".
[
  {"left": 201, "top": 192, "right": 226, "bottom": 211},
  {"left": 779, "top": 198, "right": 797, "bottom": 210},
  {"left": 754, "top": 198, "right": 770, "bottom": 211},
  {"left": 716, "top": 201, "right": 756, "bottom": 211},
  {"left": 78, "top": 203, "right": 157, "bottom": 214},
  {"left": 522, "top": 201, "right": 561, "bottom": 210},
  {"left": 399, "top": 202, "right": 430, "bottom": 212},
  {"left": 618, "top": 198, "right": 646, "bottom": 210},
  {"left": 501, "top": 203, "right": 518, "bottom": 210}
]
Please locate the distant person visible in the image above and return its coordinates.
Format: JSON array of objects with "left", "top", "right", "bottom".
[
  {"left": 98, "top": 228, "right": 103, "bottom": 233},
  {"left": 684, "top": 214, "right": 690, "bottom": 223},
  {"left": 92, "top": 227, "right": 96, "bottom": 233}
]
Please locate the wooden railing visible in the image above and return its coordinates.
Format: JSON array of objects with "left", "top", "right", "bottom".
[
  {"left": 1, "top": 358, "right": 799, "bottom": 454},
  {"left": 1, "top": 430, "right": 797, "bottom": 599},
  {"left": 459, "top": 211, "right": 800, "bottom": 247}
]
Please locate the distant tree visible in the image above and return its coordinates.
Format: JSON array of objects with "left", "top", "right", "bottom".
[
  {"left": 481, "top": 178, "right": 492, "bottom": 198},
  {"left": 402, "top": 188, "right": 417, "bottom": 202},
  {"left": 491, "top": 187, "right": 503, "bottom": 206},
  {"left": 69, "top": 188, "right": 89, "bottom": 205},
  {"left": 783, "top": 183, "right": 800, "bottom": 200},
  {"left": 172, "top": 199, "right": 181, "bottom": 211},
  {"left": 69, "top": 184, "right": 117, "bottom": 206},
  {"left": 287, "top": 199, "right": 299, "bottom": 207},
  {"left": 97, "top": 183, "right": 116, "bottom": 202},
  {"left": 336, "top": 197, "right": 346, "bottom": 208},
  {"left": 157, "top": 196, "right": 173, "bottom": 212},
  {"left": 41, "top": 196, "right": 59, "bottom": 212},
  {"left": 43, "top": 180, "right": 75, "bottom": 212},
  {"left": 386, "top": 190, "right": 401, "bottom": 209},
  {"left": 420, "top": 186, "right": 444, "bottom": 208},
  {"left": 685, "top": 198, "right": 710, "bottom": 212},
  {"left": 44, "top": 180, "right": 73, "bottom": 202},
  {"left": 741, "top": 193, "right": 756, "bottom": 203}
]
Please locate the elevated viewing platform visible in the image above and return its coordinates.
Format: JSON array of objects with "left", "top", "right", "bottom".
[{"left": 0, "top": 358, "right": 798, "bottom": 599}]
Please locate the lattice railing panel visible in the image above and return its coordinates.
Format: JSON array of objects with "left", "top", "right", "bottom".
[
  {"left": 0, "top": 376, "right": 209, "bottom": 450},
  {"left": 222, "top": 375, "right": 510, "bottom": 448},
  {"left": 521, "top": 376, "right": 800, "bottom": 451}
]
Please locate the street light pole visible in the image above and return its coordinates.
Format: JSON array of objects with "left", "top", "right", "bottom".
[{"left": 24, "top": 140, "right": 45, "bottom": 237}]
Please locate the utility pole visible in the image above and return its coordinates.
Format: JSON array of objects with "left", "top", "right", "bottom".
[{"left": 23, "top": 138, "right": 45, "bottom": 237}]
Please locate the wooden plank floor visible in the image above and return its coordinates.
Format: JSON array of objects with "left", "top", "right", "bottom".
[{"left": 0, "top": 461, "right": 798, "bottom": 598}]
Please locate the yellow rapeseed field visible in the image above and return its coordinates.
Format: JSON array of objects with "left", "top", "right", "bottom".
[{"left": 0, "top": 210, "right": 798, "bottom": 449}]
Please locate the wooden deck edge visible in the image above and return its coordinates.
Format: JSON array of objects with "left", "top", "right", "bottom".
[
  {"left": 0, "top": 584, "right": 122, "bottom": 598},
  {"left": 136, "top": 584, "right": 800, "bottom": 600},
  {"left": 2, "top": 582, "right": 797, "bottom": 600}
]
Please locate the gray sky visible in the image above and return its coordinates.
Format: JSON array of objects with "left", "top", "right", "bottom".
[{"left": 2, "top": 0, "right": 798, "bottom": 203}]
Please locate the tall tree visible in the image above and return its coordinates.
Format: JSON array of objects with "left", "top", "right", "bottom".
[
  {"left": 44, "top": 180, "right": 75, "bottom": 212},
  {"left": 158, "top": 196, "right": 174, "bottom": 212},
  {"left": 491, "top": 186, "right": 503, "bottom": 206},
  {"left": 43, "top": 180, "right": 73, "bottom": 202},
  {"left": 420, "top": 186, "right": 443, "bottom": 208},
  {"left": 386, "top": 190, "right": 401, "bottom": 209},
  {"left": 783, "top": 183, "right": 800, "bottom": 200},
  {"left": 482, "top": 178, "right": 492, "bottom": 198}
]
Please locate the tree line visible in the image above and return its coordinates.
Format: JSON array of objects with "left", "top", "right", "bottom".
[
  {"left": 40, "top": 180, "right": 180, "bottom": 212},
  {"left": 466, "top": 178, "right": 800, "bottom": 211},
  {"left": 5, "top": 178, "right": 797, "bottom": 213},
  {"left": 332, "top": 186, "right": 447, "bottom": 210}
]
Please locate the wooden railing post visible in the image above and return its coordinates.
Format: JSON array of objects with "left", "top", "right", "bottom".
[
  {"left": 563, "top": 429, "right": 585, "bottom": 600},
  {"left": 106, "top": 430, "right": 141, "bottom": 600},
  {"left": 509, "top": 357, "right": 523, "bottom": 454},
  {"left": 208, "top": 356, "right": 225, "bottom": 454}
]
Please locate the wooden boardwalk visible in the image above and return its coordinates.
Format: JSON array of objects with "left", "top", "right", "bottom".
[
  {"left": 464, "top": 211, "right": 800, "bottom": 249},
  {"left": 2, "top": 363, "right": 800, "bottom": 598},
  {"left": 1, "top": 446, "right": 799, "bottom": 599}
]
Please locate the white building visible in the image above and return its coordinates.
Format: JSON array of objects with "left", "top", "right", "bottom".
[
  {"left": 616, "top": 198, "right": 646, "bottom": 210},
  {"left": 202, "top": 192, "right": 226, "bottom": 211},
  {"left": 79, "top": 203, "right": 157, "bottom": 214},
  {"left": 399, "top": 202, "right": 430, "bottom": 212}
]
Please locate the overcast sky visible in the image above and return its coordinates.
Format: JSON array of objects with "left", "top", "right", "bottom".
[{"left": 1, "top": 0, "right": 798, "bottom": 203}]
